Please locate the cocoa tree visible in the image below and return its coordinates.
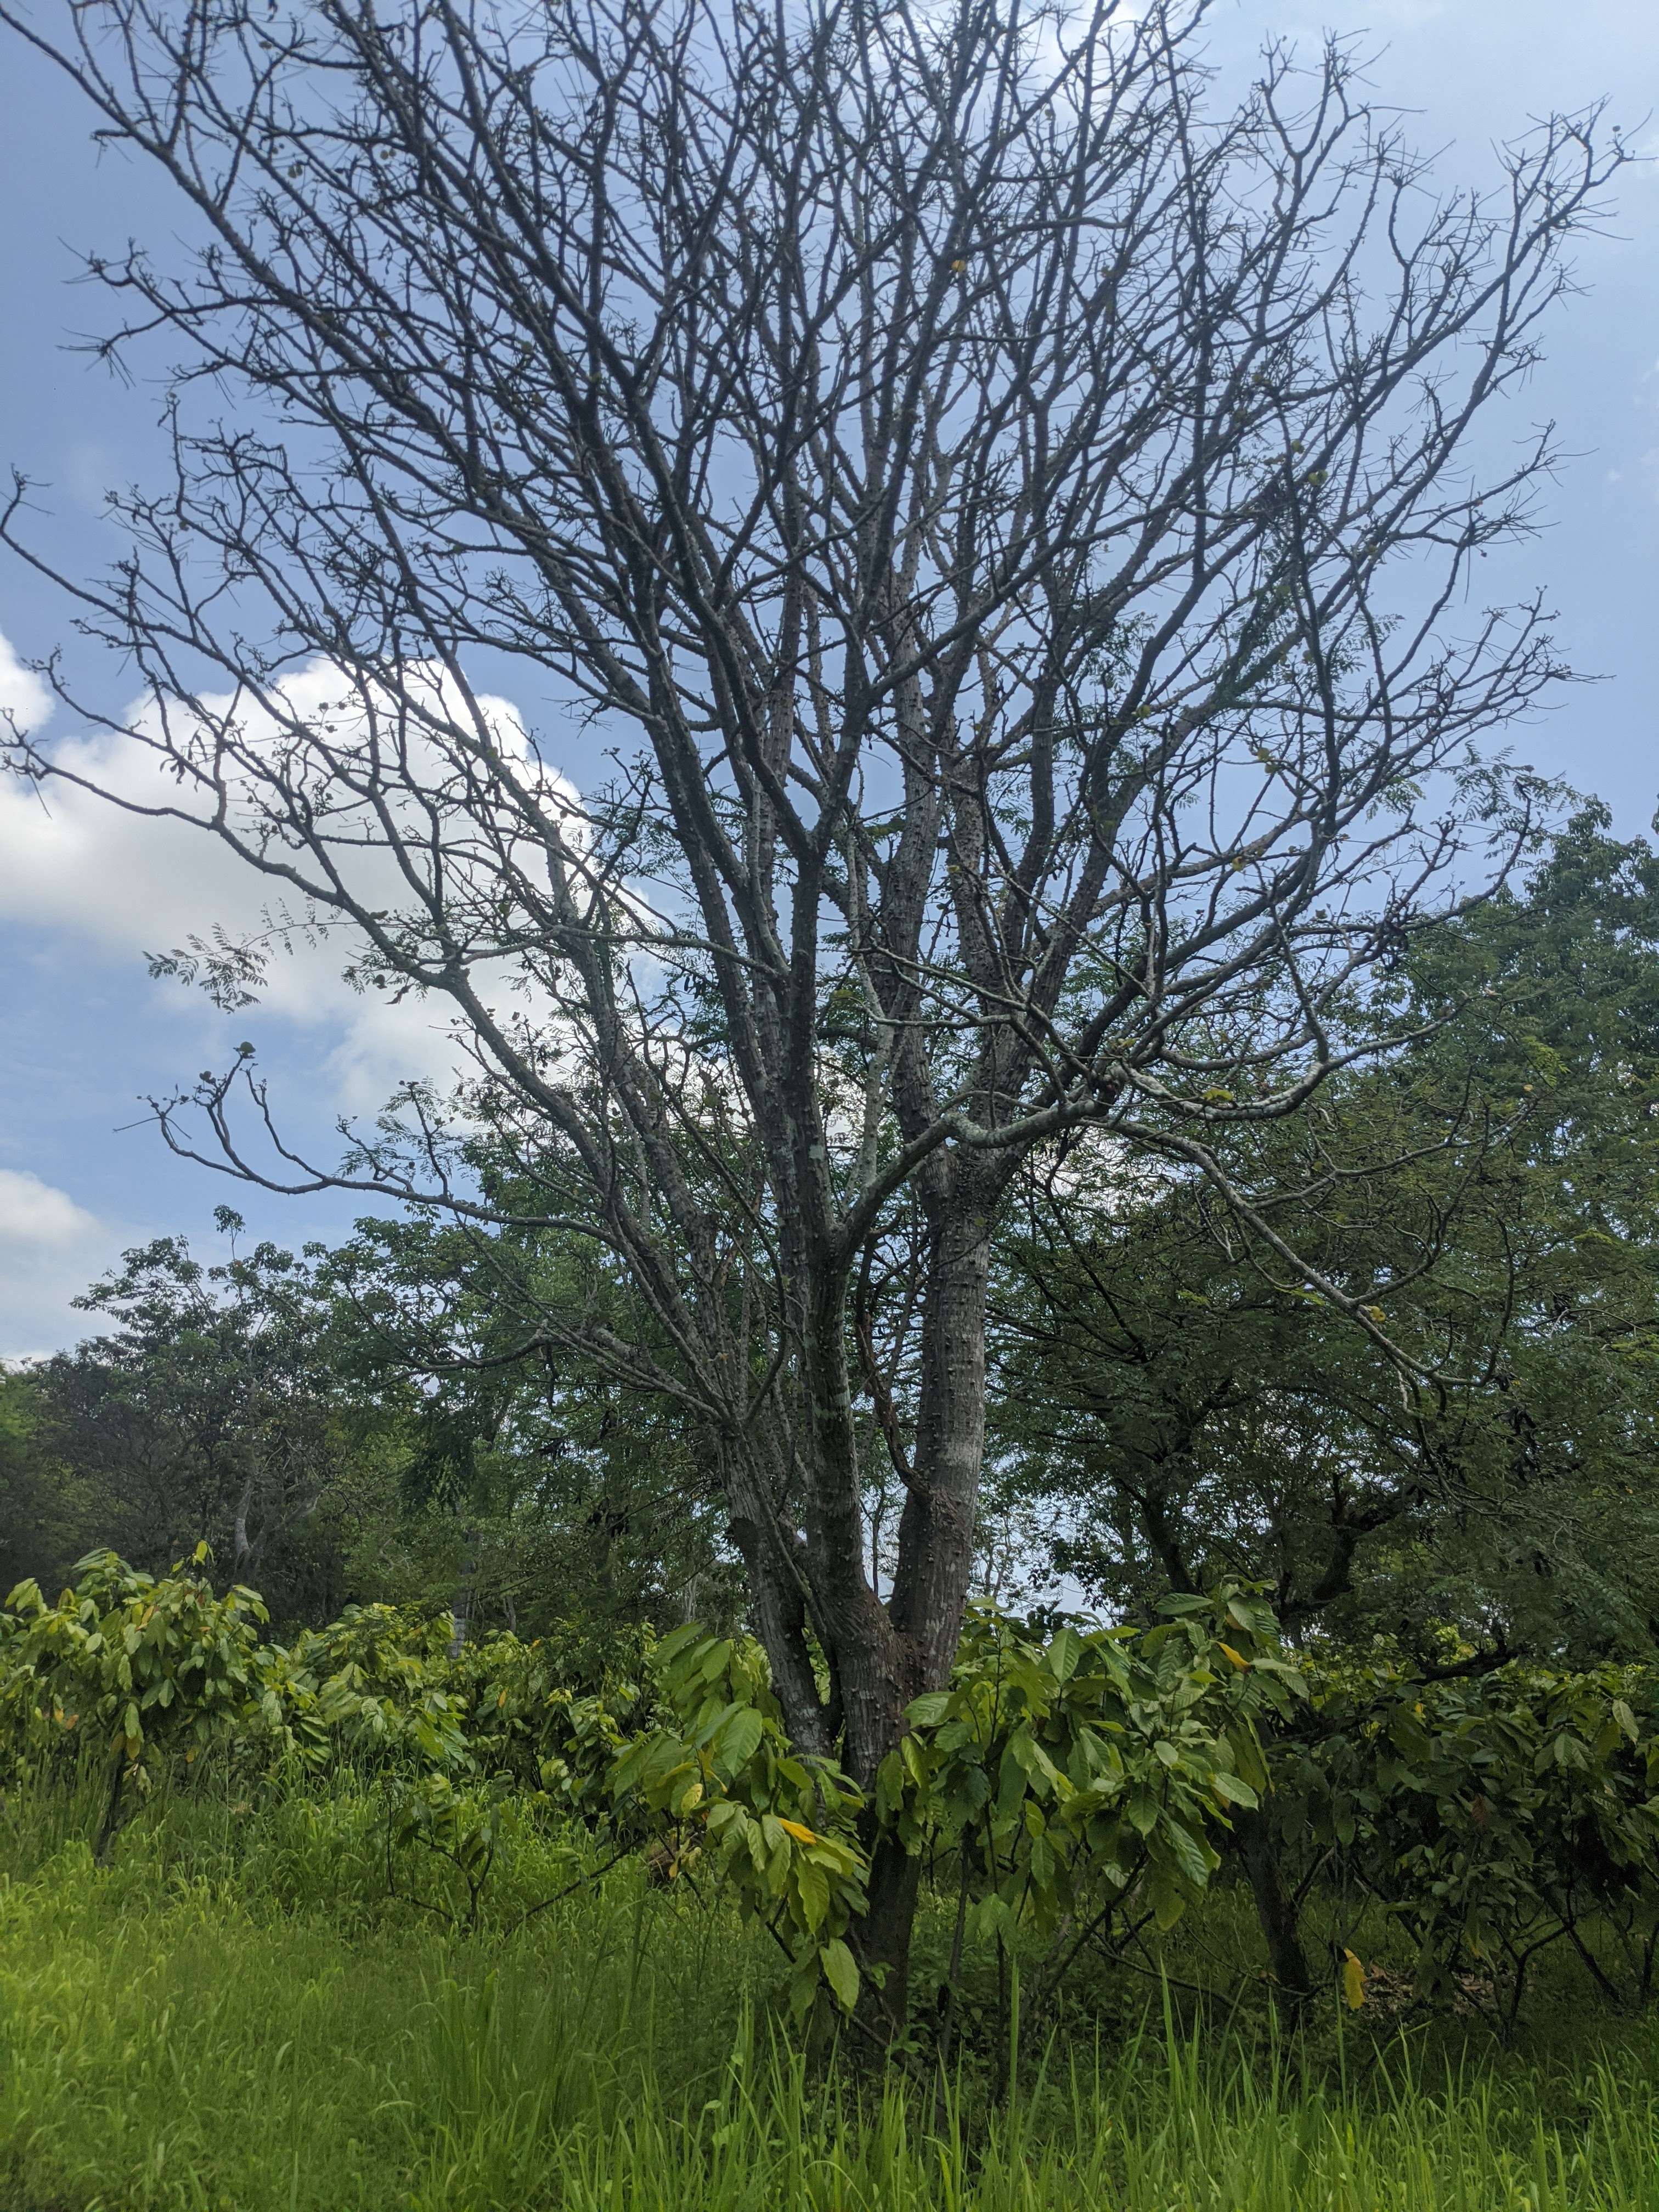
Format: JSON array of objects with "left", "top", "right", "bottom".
[{"left": 0, "top": 0, "right": 1616, "bottom": 2025}]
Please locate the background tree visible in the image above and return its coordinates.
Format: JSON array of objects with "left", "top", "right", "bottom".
[
  {"left": 990, "top": 806, "right": 1659, "bottom": 1662},
  {"left": 32, "top": 1211, "right": 365, "bottom": 1620},
  {"left": 4, "top": 1203, "right": 740, "bottom": 1646},
  {"left": 0, "top": 1369, "right": 97, "bottom": 1596},
  {"left": 324, "top": 1210, "right": 748, "bottom": 1652},
  {"left": 1, "top": 0, "right": 1616, "bottom": 2016}
]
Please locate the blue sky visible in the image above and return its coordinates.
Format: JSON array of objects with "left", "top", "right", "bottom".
[{"left": 2, "top": 0, "right": 1657, "bottom": 1358}]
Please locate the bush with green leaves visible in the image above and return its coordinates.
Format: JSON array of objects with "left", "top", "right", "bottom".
[
  {"left": 612, "top": 1623, "right": 871, "bottom": 2018},
  {"left": 9, "top": 1552, "right": 1659, "bottom": 2034},
  {"left": 1, "top": 1545, "right": 267, "bottom": 1854},
  {"left": 454, "top": 1626, "right": 650, "bottom": 1820},
  {"left": 258, "top": 1602, "right": 475, "bottom": 1773},
  {"left": 1265, "top": 1645, "right": 1659, "bottom": 2024},
  {"left": 875, "top": 1585, "right": 1303, "bottom": 2063}
]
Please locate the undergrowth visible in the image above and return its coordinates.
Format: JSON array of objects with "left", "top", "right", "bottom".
[{"left": 1, "top": 1782, "right": 1656, "bottom": 2211}]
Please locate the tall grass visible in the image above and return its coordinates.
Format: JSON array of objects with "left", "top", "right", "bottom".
[{"left": 2, "top": 1787, "right": 1656, "bottom": 2210}]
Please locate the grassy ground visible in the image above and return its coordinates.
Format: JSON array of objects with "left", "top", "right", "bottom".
[{"left": 2, "top": 1782, "right": 1657, "bottom": 2211}]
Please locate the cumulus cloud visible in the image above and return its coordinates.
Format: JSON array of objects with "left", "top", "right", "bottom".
[
  {"left": 0, "top": 633, "right": 53, "bottom": 737},
  {"left": 0, "top": 644, "right": 575, "bottom": 1114},
  {"left": 0, "top": 1168, "right": 108, "bottom": 1363}
]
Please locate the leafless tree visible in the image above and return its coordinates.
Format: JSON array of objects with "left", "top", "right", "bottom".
[{"left": 0, "top": 0, "right": 1616, "bottom": 2017}]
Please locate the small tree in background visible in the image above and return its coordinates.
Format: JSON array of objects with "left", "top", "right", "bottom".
[{"left": 1, "top": 0, "right": 1617, "bottom": 2019}]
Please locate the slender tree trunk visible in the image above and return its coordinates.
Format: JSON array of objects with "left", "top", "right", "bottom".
[
  {"left": 449, "top": 1518, "right": 477, "bottom": 1657},
  {"left": 94, "top": 1757, "right": 126, "bottom": 1865},
  {"left": 1234, "top": 1804, "right": 1314, "bottom": 2019},
  {"left": 933, "top": 1845, "right": 972, "bottom": 2129},
  {"left": 232, "top": 1471, "right": 255, "bottom": 1582},
  {"left": 994, "top": 1933, "right": 1012, "bottom": 2104},
  {"left": 781, "top": 1250, "right": 906, "bottom": 1785},
  {"left": 724, "top": 1447, "right": 837, "bottom": 1762}
]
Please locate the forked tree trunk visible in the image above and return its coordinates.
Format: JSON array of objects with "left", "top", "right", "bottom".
[{"left": 806, "top": 1188, "right": 1000, "bottom": 2040}]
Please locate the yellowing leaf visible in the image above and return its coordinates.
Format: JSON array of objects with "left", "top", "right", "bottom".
[
  {"left": 1218, "top": 1644, "right": 1251, "bottom": 1672},
  {"left": 777, "top": 1818, "right": 821, "bottom": 1846},
  {"left": 1342, "top": 1949, "right": 1366, "bottom": 2010}
]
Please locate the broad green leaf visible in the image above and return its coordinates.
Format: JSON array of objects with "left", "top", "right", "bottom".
[
  {"left": 820, "top": 1937, "right": 860, "bottom": 2014},
  {"left": 794, "top": 1854, "right": 830, "bottom": 1932},
  {"left": 713, "top": 1707, "right": 765, "bottom": 1774}
]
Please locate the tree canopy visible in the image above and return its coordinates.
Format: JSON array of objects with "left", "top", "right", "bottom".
[{"left": 989, "top": 806, "right": 1659, "bottom": 1661}]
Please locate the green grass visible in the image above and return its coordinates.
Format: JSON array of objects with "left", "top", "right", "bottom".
[{"left": 2, "top": 1785, "right": 1657, "bottom": 2210}]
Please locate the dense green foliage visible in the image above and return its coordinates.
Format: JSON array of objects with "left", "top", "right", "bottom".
[
  {"left": 0, "top": 1210, "right": 737, "bottom": 1648},
  {"left": 876, "top": 1592, "right": 1298, "bottom": 2046},
  {"left": 2, "top": 1558, "right": 1304, "bottom": 2019},
  {"left": 1270, "top": 1644, "right": 1659, "bottom": 2025},
  {"left": 10, "top": 1221, "right": 373, "bottom": 1620},
  {"left": 989, "top": 808, "right": 1659, "bottom": 1656},
  {"left": 8, "top": 1551, "right": 1659, "bottom": 2051}
]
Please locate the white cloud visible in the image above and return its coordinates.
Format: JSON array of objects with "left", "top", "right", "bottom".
[
  {"left": 0, "top": 1169, "right": 108, "bottom": 1363},
  {"left": 0, "top": 1167, "right": 100, "bottom": 1248},
  {"left": 0, "top": 633, "right": 52, "bottom": 736},
  {"left": 0, "top": 645, "right": 575, "bottom": 1114}
]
